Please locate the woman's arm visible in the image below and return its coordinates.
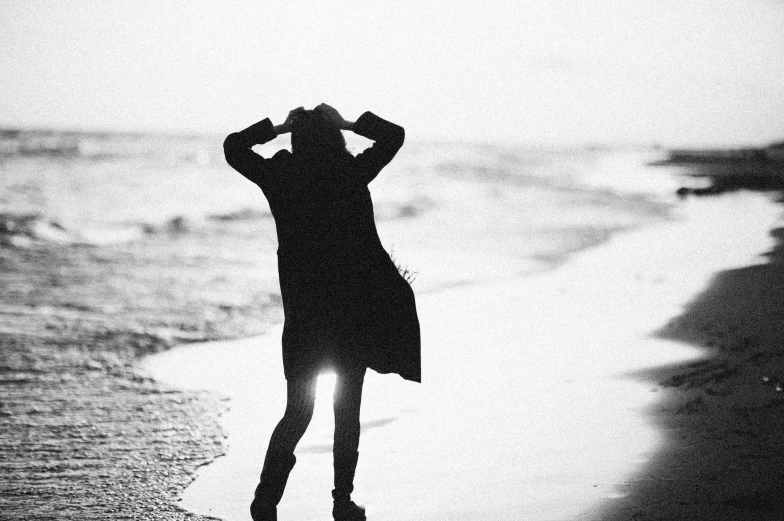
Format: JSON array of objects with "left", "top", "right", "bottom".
[
  {"left": 223, "top": 118, "right": 279, "bottom": 187},
  {"left": 223, "top": 108, "right": 304, "bottom": 187},
  {"left": 350, "top": 111, "right": 405, "bottom": 185}
]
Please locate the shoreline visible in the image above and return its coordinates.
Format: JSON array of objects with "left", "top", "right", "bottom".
[
  {"left": 141, "top": 191, "right": 781, "bottom": 520},
  {"left": 597, "top": 217, "right": 784, "bottom": 516},
  {"left": 0, "top": 224, "right": 281, "bottom": 520}
]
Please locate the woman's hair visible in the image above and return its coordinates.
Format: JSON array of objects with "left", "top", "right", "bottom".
[{"left": 291, "top": 109, "right": 348, "bottom": 158}]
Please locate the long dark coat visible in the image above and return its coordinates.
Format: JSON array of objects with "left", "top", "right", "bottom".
[{"left": 224, "top": 112, "right": 421, "bottom": 383}]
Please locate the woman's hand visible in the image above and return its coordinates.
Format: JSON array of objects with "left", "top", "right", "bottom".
[
  {"left": 316, "top": 103, "right": 354, "bottom": 130},
  {"left": 274, "top": 107, "right": 305, "bottom": 135}
]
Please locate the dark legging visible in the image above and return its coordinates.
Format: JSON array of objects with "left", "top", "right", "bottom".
[{"left": 267, "top": 368, "right": 366, "bottom": 457}]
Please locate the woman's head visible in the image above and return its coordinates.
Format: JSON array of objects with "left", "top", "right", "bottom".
[{"left": 291, "top": 109, "right": 347, "bottom": 157}]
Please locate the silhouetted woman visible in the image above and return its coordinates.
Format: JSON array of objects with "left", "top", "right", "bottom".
[{"left": 224, "top": 104, "right": 421, "bottom": 521}]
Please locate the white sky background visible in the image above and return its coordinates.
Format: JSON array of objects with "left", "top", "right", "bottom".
[{"left": 1, "top": 0, "right": 783, "bottom": 146}]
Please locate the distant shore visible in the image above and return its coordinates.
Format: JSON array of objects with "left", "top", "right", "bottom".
[{"left": 652, "top": 144, "right": 784, "bottom": 198}]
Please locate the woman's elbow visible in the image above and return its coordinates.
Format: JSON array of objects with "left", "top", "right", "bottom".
[
  {"left": 223, "top": 133, "right": 246, "bottom": 166},
  {"left": 224, "top": 133, "right": 249, "bottom": 162},
  {"left": 391, "top": 126, "right": 405, "bottom": 149},
  {"left": 223, "top": 132, "right": 241, "bottom": 151}
]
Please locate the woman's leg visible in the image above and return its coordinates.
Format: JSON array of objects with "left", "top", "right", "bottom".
[
  {"left": 251, "top": 376, "right": 318, "bottom": 521},
  {"left": 332, "top": 368, "right": 367, "bottom": 520},
  {"left": 333, "top": 368, "right": 365, "bottom": 458},
  {"left": 268, "top": 376, "right": 318, "bottom": 453}
]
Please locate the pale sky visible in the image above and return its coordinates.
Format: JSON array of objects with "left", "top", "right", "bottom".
[{"left": 1, "top": 0, "right": 783, "bottom": 146}]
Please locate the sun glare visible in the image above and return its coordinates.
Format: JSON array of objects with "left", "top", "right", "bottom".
[
  {"left": 316, "top": 371, "right": 337, "bottom": 402},
  {"left": 297, "top": 371, "right": 338, "bottom": 440}
]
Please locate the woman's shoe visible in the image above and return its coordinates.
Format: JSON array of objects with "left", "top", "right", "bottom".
[
  {"left": 332, "top": 498, "right": 366, "bottom": 521},
  {"left": 250, "top": 450, "right": 297, "bottom": 521}
]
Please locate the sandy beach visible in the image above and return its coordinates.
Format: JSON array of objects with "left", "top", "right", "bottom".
[
  {"left": 5, "top": 3, "right": 784, "bottom": 519},
  {"left": 142, "top": 190, "right": 783, "bottom": 521}
]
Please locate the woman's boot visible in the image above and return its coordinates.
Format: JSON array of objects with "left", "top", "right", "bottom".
[
  {"left": 250, "top": 450, "right": 297, "bottom": 521},
  {"left": 332, "top": 450, "right": 366, "bottom": 521}
]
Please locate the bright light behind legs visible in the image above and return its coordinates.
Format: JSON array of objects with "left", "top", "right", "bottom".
[
  {"left": 301, "top": 371, "right": 337, "bottom": 443},
  {"left": 316, "top": 371, "right": 337, "bottom": 404}
]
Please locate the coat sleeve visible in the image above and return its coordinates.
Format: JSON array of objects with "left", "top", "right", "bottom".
[
  {"left": 223, "top": 118, "right": 284, "bottom": 191},
  {"left": 351, "top": 112, "right": 405, "bottom": 185}
]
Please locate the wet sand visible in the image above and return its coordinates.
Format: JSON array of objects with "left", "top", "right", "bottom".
[
  {"left": 597, "top": 171, "right": 784, "bottom": 520},
  {"left": 142, "top": 192, "right": 781, "bottom": 520}
]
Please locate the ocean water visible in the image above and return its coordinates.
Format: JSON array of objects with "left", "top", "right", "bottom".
[{"left": 0, "top": 129, "right": 682, "bottom": 294}]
